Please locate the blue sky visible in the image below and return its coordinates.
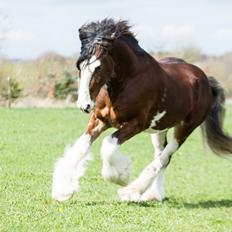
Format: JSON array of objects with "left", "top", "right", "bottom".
[{"left": 1, "top": 0, "right": 232, "bottom": 59}]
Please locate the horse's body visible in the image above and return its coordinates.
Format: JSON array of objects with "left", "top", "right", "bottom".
[
  {"left": 93, "top": 56, "right": 212, "bottom": 135},
  {"left": 52, "top": 19, "right": 232, "bottom": 202}
]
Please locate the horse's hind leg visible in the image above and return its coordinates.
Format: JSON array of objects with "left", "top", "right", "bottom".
[
  {"left": 52, "top": 114, "right": 106, "bottom": 202},
  {"left": 141, "top": 131, "right": 167, "bottom": 202},
  {"left": 118, "top": 122, "right": 199, "bottom": 202}
]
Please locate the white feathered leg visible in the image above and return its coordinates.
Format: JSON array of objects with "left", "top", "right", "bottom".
[
  {"left": 141, "top": 131, "right": 167, "bottom": 201},
  {"left": 101, "top": 135, "right": 131, "bottom": 186},
  {"left": 118, "top": 132, "right": 179, "bottom": 202},
  {"left": 140, "top": 169, "right": 165, "bottom": 201},
  {"left": 52, "top": 134, "right": 91, "bottom": 201}
]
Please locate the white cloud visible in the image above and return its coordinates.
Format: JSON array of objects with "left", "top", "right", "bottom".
[
  {"left": 132, "top": 24, "right": 196, "bottom": 52},
  {"left": 6, "top": 30, "right": 36, "bottom": 40},
  {"left": 0, "top": 14, "right": 10, "bottom": 41},
  {"left": 0, "top": 1, "right": 7, "bottom": 8},
  {"left": 159, "top": 25, "right": 195, "bottom": 44},
  {"left": 213, "top": 29, "right": 232, "bottom": 40}
]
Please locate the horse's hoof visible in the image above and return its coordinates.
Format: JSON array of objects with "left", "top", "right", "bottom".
[
  {"left": 118, "top": 187, "right": 141, "bottom": 202},
  {"left": 52, "top": 193, "right": 73, "bottom": 202},
  {"left": 140, "top": 187, "right": 165, "bottom": 202},
  {"left": 140, "top": 191, "right": 164, "bottom": 202}
]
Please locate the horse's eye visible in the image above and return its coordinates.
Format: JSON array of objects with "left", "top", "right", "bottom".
[{"left": 95, "top": 66, "right": 101, "bottom": 72}]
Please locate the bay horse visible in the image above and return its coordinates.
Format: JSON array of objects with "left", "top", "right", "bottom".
[{"left": 52, "top": 19, "right": 232, "bottom": 202}]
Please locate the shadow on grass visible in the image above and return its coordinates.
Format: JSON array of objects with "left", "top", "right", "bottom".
[
  {"left": 166, "top": 198, "right": 232, "bottom": 209},
  {"left": 70, "top": 199, "right": 160, "bottom": 208},
  {"left": 72, "top": 198, "right": 232, "bottom": 209}
]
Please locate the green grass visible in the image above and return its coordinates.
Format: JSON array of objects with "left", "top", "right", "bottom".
[{"left": 0, "top": 107, "right": 232, "bottom": 232}]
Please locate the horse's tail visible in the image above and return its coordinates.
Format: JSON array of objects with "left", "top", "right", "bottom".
[{"left": 201, "top": 76, "right": 232, "bottom": 156}]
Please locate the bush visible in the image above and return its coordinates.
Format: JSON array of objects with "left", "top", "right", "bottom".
[
  {"left": 1, "top": 77, "right": 22, "bottom": 107},
  {"left": 54, "top": 70, "right": 78, "bottom": 101}
]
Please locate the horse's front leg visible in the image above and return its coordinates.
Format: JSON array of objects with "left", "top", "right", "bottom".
[
  {"left": 100, "top": 119, "right": 142, "bottom": 186},
  {"left": 52, "top": 113, "right": 107, "bottom": 202}
]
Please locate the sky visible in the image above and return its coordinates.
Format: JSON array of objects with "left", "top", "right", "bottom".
[{"left": 0, "top": 0, "right": 232, "bottom": 59}]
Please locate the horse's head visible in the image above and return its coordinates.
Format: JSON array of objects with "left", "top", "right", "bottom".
[
  {"left": 76, "top": 43, "right": 114, "bottom": 113},
  {"left": 76, "top": 19, "right": 132, "bottom": 113},
  {"left": 76, "top": 21, "right": 117, "bottom": 113}
]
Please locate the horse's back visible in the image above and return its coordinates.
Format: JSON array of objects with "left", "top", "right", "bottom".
[
  {"left": 157, "top": 56, "right": 213, "bottom": 126},
  {"left": 158, "top": 56, "right": 206, "bottom": 86},
  {"left": 158, "top": 57, "right": 186, "bottom": 64},
  {"left": 158, "top": 56, "right": 208, "bottom": 86}
]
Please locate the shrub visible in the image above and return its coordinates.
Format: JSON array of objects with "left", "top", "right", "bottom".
[
  {"left": 2, "top": 77, "right": 22, "bottom": 107},
  {"left": 54, "top": 70, "right": 78, "bottom": 101}
]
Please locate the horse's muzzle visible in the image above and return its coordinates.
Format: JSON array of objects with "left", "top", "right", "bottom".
[{"left": 77, "top": 101, "right": 95, "bottom": 114}]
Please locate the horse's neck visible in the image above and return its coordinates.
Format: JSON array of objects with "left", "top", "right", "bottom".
[
  {"left": 106, "top": 40, "right": 163, "bottom": 100},
  {"left": 110, "top": 40, "right": 139, "bottom": 78},
  {"left": 110, "top": 40, "right": 161, "bottom": 76},
  {"left": 104, "top": 42, "right": 136, "bottom": 99}
]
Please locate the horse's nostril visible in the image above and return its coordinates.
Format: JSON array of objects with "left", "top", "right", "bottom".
[{"left": 83, "top": 104, "right": 91, "bottom": 113}]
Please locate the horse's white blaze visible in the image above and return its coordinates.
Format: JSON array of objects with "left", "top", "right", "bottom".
[
  {"left": 77, "top": 55, "right": 101, "bottom": 110},
  {"left": 100, "top": 135, "right": 131, "bottom": 186},
  {"left": 52, "top": 133, "right": 91, "bottom": 202}
]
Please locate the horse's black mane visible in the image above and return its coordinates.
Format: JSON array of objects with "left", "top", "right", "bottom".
[{"left": 77, "top": 18, "right": 145, "bottom": 68}]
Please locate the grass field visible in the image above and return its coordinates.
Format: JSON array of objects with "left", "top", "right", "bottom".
[{"left": 0, "top": 107, "right": 232, "bottom": 232}]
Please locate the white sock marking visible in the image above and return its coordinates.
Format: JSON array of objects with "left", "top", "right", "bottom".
[
  {"left": 141, "top": 169, "right": 165, "bottom": 201},
  {"left": 118, "top": 137, "right": 179, "bottom": 202},
  {"left": 151, "top": 132, "right": 167, "bottom": 157},
  {"left": 156, "top": 138, "right": 178, "bottom": 165},
  {"left": 140, "top": 132, "right": 167, "bottom": 201}
]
